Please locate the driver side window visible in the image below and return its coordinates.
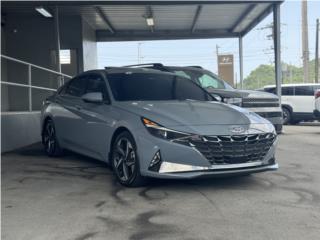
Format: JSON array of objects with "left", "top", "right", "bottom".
[
  {"left": 198, "top": 74, "right": 223, "bottom": 89},
  {"left": 86, "top": 74, "right": 109, "bottom": 101},
  {"left": 65, "top": 76, "right": 86, "bottom": 97}
]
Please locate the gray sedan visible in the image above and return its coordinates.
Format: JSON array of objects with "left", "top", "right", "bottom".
[{"left": 41, "top": 68, "right": 278, "bottom": 186}]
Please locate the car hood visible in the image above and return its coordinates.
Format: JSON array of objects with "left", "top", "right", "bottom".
[
  {"left": 115, "top": 100, "right": 270, "bottom": 128},
  {"left": 206, "top": 88, "right": 278, "bottom": 99}
]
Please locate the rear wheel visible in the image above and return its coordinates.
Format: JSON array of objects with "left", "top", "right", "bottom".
[
  {"left": 282, "top": 107, "right": 291, "bottom": 125},
  {"left": 42, "top": 119, "right": 63, "bottom": 157},
  {"left": 111, "top": 131, "right": 146, "bottom": 187}
]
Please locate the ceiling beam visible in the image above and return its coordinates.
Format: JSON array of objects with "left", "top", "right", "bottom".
[
  {"left": 96, "top": 29, "right": 238, "bottom": 42},
  {"left": 231, "top": 4, "right": 256, "bottom": 33},
  {"left": 191, "top": 5, "right": 203, "bottom": 33},
  {"left": 241, "top": 4, "right": 274, "bottom": 36},
  {"left": 2, "top": 1, "right": 285, "bottom": 7},
  {"left": 95, "top": 6, "right": 115, "bottom": 34}
]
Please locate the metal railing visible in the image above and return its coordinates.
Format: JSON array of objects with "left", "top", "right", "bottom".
[{"left": 1, "top": 54, "right": 72, "bottom": 112}]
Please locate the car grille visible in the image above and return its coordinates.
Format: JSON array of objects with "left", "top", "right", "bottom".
[
  {"left": 256, "top": 112, "right": 282, "bottom": 118},
  {"left": 242, "top": 98, "right": 279, "bottom": 108},
  {"left": 177, "top": 133, "right": 276, "bottom": 165}
]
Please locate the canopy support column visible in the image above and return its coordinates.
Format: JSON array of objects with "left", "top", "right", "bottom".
[
  {"left": 273, "top": 3, "right": 282, "bottom": 99},
  {"left": 239, "top": 35, "right": 244, "bottom": 89}
]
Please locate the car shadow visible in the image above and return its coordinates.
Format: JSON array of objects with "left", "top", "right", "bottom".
[{"left": 7, "top": 142, "right": 271, "bottom": 191}]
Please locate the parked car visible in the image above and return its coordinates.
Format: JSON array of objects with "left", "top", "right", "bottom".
[
  {"left": 314, "top": 89, "right": 320, "bottom": 119},
  {"left": 262, "top": 83, "right": 320, "bottom": 124},
  {"left": 125, "top": 64, "right": 283, "bottom": 133},
  {"left": 41, "top": 68, "right": 278, "bottom": 186}
]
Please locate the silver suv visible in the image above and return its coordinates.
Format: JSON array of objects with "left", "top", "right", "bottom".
[
  {"left": 41, "top": 68, "right": 278, "bottom": 187},
  {"left": 129, "top": 64, "right": 283, "bottom": 133}
]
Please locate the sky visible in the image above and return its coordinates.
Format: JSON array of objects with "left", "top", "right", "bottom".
[{"left": 97, "top": 0, "right": 320, "bottom": 81}]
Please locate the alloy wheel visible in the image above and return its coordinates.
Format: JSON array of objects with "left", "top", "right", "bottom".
[
  {"left": 43, "top": 121, "right": 56, "bottom": 155},
  {"left": 113, "top": 137, "right": 137, "bottom": 182}
]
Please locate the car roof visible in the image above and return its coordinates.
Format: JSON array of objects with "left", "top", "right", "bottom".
[
  {"left": 80, "top": 67, "right": 178, "bottom": 76},
  {"left": 264, "top": 83, "right": 320, "bottom": 88},
  {"left": 135, "top": 64, "right": 222, "bottom": 80}
]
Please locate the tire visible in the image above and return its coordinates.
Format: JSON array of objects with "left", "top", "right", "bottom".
[
  {"left": 282, "top": 107, "right": 291, "bottom": 125},
  {"left": 111, "top": 131, "right": 146, "bottom": 187},
  {"left": 42, "top": 119, "right": 63, "bottom": 157}
]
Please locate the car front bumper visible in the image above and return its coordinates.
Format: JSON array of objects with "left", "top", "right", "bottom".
[
  {"left": 135, "top": 127, "right": 278, "bottom": 179},
  {"left": 154, "top": 162, "right": 278, "bottom": 179}
]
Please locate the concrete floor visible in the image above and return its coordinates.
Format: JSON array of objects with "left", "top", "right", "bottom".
[{"left": 2, "top": 125, "right": 320, "bottom": 240}]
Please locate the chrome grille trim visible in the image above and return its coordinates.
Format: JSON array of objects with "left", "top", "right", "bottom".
[
  {"left": 174, "top": 133, "right": 276, "bottom": 165},
  {"left": 242, "top": 98, "right": 280, "bottom": 108}
]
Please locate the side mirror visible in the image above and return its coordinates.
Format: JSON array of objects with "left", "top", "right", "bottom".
[{"left": 82, "top": 92, "right": 103, "bottom": 103}]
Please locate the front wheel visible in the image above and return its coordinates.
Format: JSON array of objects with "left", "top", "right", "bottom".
[
  {"left": 42, "top": 119, "right": 63, "bottom": 157},
  {"left": 111, "top": 131, "right": 146, "bottom": 187}
]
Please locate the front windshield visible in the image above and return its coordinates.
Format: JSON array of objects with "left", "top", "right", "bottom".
[
  {"left": 107, "top": 72, "right": 213, "bottom": 101},
  {"left": 174, "top": 69, "right": 234, "bottom": 90}
]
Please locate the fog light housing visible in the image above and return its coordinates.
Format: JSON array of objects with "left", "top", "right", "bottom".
[
  {"left": 148, "top": 150, "right": 162, "bottom": 172},
  {"left": 268, "top": 157, "right": 275, "bottom": 165}
]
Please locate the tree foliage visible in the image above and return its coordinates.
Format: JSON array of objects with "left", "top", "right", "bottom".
[{"left": 243, "top": 59, "right": 318, "bottom": 89}]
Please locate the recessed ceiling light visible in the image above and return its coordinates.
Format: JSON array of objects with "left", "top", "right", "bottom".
[
  {"left": 146, "top": 18, "right": 154, "bottom": 26},
  {"left": 35, "top": 7, "right": 52, "bottom": 18}
]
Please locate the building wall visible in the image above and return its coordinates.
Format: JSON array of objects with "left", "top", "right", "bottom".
[
  {"left": 82, "top": 18, "right": 97, "bottom": 71},
  {"left": 1, "top": 112, "right": 41, "bottom": 153},
  {"left": 1, "top": 13, "right": 97, "bottom": 152},
  {"left": 1, "top": 22, "right": 9, "bottom": 111}
]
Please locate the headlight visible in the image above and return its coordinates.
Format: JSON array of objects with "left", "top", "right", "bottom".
[
  {"left": 141, "top": 118, "right": 191, "bottom": 140},
  {"left": 224, "top": 97, "right": 242, "bottom": 106},
  {"left": 248, "top": 123, "right": 276, "bottom": 135}
]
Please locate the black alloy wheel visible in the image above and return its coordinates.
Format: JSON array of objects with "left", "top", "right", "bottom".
[
  {"left": 111, "top": 131, "right": 145, "bottom": 187},
  {"left": 42, "top": 119, "right": 63, "bottom": 157}
]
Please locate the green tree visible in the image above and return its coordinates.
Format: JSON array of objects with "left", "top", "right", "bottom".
[
  {"left": 243, "top": 59, "right": 318, "bottom": 90},
  {"left": 243, "top": 64, "right": 275, "bottom": 89}
]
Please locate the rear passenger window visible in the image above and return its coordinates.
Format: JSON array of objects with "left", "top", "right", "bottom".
[
  {"left": 66, "top": 77, "right": 86, "bottom": 97},
  {"left": 312, "top": 85, "right": 320, "bottom": 92},
  {"left": 174, "top": 71, "right": 192, "bottom": 80},
  {"left": 295, "top": 86, "right": 314, "bottom": 96},
  {"left": 281, "top": 87, "right": 294, "bottom": 96}
]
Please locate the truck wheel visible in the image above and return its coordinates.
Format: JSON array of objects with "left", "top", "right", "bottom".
[{"left": 282, "top": 107, "right": 291, "bottom": 125}]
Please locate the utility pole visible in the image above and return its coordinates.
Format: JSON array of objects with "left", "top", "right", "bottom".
[
  {"left": 302, "top": 0, "right": 309, "bottom": 83},
  {"left": 215, "top": 44, "right": 220, "bottom": 77},
  {"left": 215, "top": 44, "right": 220, "bottom": 69},
  {"left": 315, "top": 18, "right": 319, "bottom": 83}
]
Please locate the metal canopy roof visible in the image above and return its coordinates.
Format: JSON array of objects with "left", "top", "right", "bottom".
[{"left": 2, "top": 1, "right": 283, "bottom": 42}]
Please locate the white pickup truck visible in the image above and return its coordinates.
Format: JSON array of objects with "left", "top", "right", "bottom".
[{"left": 314, "top": 88, "right": 320, "bottom": 119}]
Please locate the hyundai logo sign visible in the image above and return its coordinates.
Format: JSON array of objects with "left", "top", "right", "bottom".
[{"left": 229, "top": 126, "right": 245, "bottom": 134}]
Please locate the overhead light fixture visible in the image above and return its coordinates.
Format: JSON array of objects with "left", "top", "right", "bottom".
[
  {"left": 146, "top": 17, "right": 154, "bottom": 26},
  {"left": 35, "top": 7, "right": 52, "bottom": 18}
]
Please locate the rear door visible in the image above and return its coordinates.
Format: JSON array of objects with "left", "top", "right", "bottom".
[
  {"left": 281, "top": 86, "right": 295, "bottom": 110},
  {"left": 55, "top": 75, "right": 87, "bottom": 151},
  {"left": 293, "top": 85, "right": 315, "bottom": 113}
]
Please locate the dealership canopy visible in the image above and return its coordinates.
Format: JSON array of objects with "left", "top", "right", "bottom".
[{"left": 2, "top": 0, "right": 284, "bottom": 41}]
